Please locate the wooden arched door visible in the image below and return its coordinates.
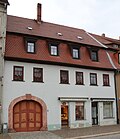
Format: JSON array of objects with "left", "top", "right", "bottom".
[{"left": 13, "top": 100, "right": 42, "bottom": 132}]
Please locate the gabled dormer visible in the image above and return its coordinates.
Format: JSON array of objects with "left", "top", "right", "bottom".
[{"left": 87, "top": 47, "right": 99, "bottom": 62}]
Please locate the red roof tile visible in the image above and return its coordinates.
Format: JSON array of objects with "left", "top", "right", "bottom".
[
  {"left": 5, "top": 34, "right": 114, "bottom": 70},
  {"left": 7, "top": 15, "right": 104, "bottom": 48}
]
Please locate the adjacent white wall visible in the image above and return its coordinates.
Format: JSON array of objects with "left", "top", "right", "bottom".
[{"left": 2, "top": 61, "right": 117, "bottom": 130}]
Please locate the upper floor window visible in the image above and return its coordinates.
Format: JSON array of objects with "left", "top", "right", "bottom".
[
  {"left": 27, "top": 42, "right": 35, "bottom": 53},
  {"left": 103, "top": 74, "right": 110, "bottom": 86},
  {"left": 25, "top": 37, "right": 37, "bottom": 54},
  {"left": 48, "top": 42, "right": 59, "bottom": 56},
  {"left": 75, "top": 102, "right": 84, "bottom": 120},
  {"left": 60, "top": 70, "right": 69, "bottom": 84},
  {"left": 50, "top": 45, "right": 58, "bottom": 56},
  {"left": 90, "top": 73, "right": 97, "bottom": 85},
  {"left": 91, "top": 50, "right": 98, "bottom": 61},
  {"left": 73, "top": 48, "right": 79, "bottom": 59},
  {"left": 13, "top": 66, "right": 24, "bottom": 81},
  {"left": 33, "top": 68, "right": 43, "bottom": 82},
  {"left": 76, "top": 72, "right": 84, "bottom": 85}
]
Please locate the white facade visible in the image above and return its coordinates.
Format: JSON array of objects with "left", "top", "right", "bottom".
[{"left": 3, "top": 61, "right": 117, "bottom": 130}]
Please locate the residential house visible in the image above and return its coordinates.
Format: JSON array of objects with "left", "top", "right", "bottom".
[
  {"left": 0, "top": 2, "right": 118, "bottom": 132},
  {"left": 91, "top": 33, "right": 120, "bottom": 124}
]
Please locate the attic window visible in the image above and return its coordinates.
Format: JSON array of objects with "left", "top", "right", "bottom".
[
  {"left": 57, "top": 32, "right": 63, "bottom": 36},
  {"left": 25, "top": 37, "right": 37, "bottom": 54},
  {"left": 87, "top": 47, "right": 99, "bottom": 62},
  {"left": 91, "top": 50, "right": 98, "bottom": 62},
  {"left": 48, "top": 42, "right": 59, "bottom": 56},
  {"left": 77, "top": 36, "right": 83, "bottom": 40}
]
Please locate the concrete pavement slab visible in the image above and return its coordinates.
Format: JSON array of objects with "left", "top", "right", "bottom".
[{"left": 9, "top": 131, "right": 63, "bottom": 139}]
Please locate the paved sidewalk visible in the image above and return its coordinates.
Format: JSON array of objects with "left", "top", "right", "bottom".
[
  {"left": 0, "top": 125, "right": 120, "bottom": 139},
  {"left": 51, "top": 124, "right": 120, "bottom": 139}
]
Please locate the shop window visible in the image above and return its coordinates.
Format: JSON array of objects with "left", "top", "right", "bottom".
[
  {"left": 103, "top": 102, "right": 113, "bottom": 118},
  {"left": 13, "top": 66, "right": 24, "bottom": 81},
  {"left": 75, "top": 102, "right": 84, "bottom": 120}
]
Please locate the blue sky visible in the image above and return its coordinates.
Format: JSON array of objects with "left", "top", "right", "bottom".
[{"left": 7, "top": 0, "right": 120, "bottom": 39}]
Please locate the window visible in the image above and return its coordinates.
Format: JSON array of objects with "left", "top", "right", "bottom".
[
  {"left": 13, "top": 66, "right": 24, "bottom": 81},
  {"left": 103, "top": 102, "right": 113, "bottom": 118},
  {"left": 73, "top": 48, "right": 79, "bottom": 59},
  {"left": 50, "top": 45, "right": 58, "bottom": 56},
  {"left": 90, "top": 73, "right": 97, "bottom": 85},
  {"left": 91, "top": 50, "right": 98, "bottom": 61},
  {"left": 27, "top": 42, "right": 35, "bottom": 53},
  {"left": 75, "top": 102, "right": 84, "bottom": 120},
  {"left": 103, "top": 74, "right": 110, "bottom": 86},
  {"left": 60, "top": 70, "right": 69, "bottom": 84},
  {"left": 25, "top": 37, "right": 37, "bottom": 53},
  {"left": 76, "top": 72, "right": 84, "bottom": 85},
  {"left": 33, "top": 68, "right": 43, "bottom": 82}
]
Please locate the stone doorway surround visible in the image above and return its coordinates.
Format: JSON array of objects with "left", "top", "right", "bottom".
[{"left": 8, "top": 94, "right": 47, "bottom": 132}]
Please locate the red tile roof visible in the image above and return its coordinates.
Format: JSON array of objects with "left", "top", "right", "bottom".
[
  {"left": 7, "top": 15, "right": 104, "bottom": 48},
  {"left": 5, "top": 34, "right": 114, "bottom": 70},
  {"left": 90, "top": 33, "right": 120, "bottom": 45},
  {"left": 5, "top": 15, "right": 120, "bottom": 70}
]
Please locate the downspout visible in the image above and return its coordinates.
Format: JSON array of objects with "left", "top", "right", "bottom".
[{"left": 86, "top": 32, "right": 119, "bottom": 124}]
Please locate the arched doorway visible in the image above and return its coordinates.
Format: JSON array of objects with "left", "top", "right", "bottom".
[
  {"left": 8, "top": 94, "right": 47, "bottom": 132},
  {"left": 13, "top": 100, "right": 42, "bottom": 132}
]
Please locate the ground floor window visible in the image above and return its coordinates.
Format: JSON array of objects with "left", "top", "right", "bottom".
[
  {"left": 75, "top": 102, "right": 84, "bottom": 120},
  {"left": 103, "top": 102, "right": 113, "bottom": 118}
]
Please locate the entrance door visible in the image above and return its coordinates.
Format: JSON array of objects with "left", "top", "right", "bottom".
[
  {"left": 92, "top": 102, "right": 98, "bottom": 125},
  {"left": 13, "top": 100, "right": 42, "bottom": 132},
  {"left": 61, "top": 103, "right": 69, "bottom": 127}
]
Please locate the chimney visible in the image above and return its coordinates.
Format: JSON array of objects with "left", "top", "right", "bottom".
[
  {"left": 102, "top": 33, "right": 105, "bottom": 37},
  {"left": 37, "top": 3, "right": 42, "bottom": 23}
]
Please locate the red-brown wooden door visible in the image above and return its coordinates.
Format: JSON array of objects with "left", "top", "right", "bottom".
[{"left": 13, "top": 100, "right": 42, "bottom": 132}]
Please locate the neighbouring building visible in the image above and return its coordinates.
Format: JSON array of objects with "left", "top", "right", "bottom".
[
  {"left": 91, "top": 33, "right": 120, "bottom": 124},
  {"left": 0, "top": 0, "right": 9, "bottom": 132},
  {"left": 0, "top": 2, "right": 120, "bottom": 132}
]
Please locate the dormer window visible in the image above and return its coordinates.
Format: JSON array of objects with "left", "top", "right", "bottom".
[
  {"left": 69, "top": 44, "right": 80, "bottom": 59},
  {"left": 50, "top": 45, "right": 58, "bottom": 56},
  {"left": 91, "top": 50, "right": 98, "bottom": 61},
  {"left": 73, "top": 48, "right": 79, "bottom": 59},
  {"left": 25, "top": 37, "right": 37, "bottom": 54},
  {"left": 48, "top": 42, "right": 59, "bottom": 56},
  {"left": 27, "top": 42, "right": 35, "bottom": 53}
]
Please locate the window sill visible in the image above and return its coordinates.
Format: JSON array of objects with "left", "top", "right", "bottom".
[
  {"left": 103, "top": 85, "right": 110, "bottom": 87},
  {"left": 75, "top": 84, "right": 85, "bottom": 85},
  {"left": 27, "top": 52, "right": 36, "bottom": 54},
  {"left": 59, "top": 83, "right": 70, "bottom": 85},
  {"left": 12, "top": 80, "right": 25, "bottom": 82},
  {"left": 32, "top": 81, "right": 44, "bottom": 83},
  {"left": 103, "top": 117, "right": 114, "bottom": 119},
  {"left": 90, "top": 84, "right": 98, "bottom": 86}
]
